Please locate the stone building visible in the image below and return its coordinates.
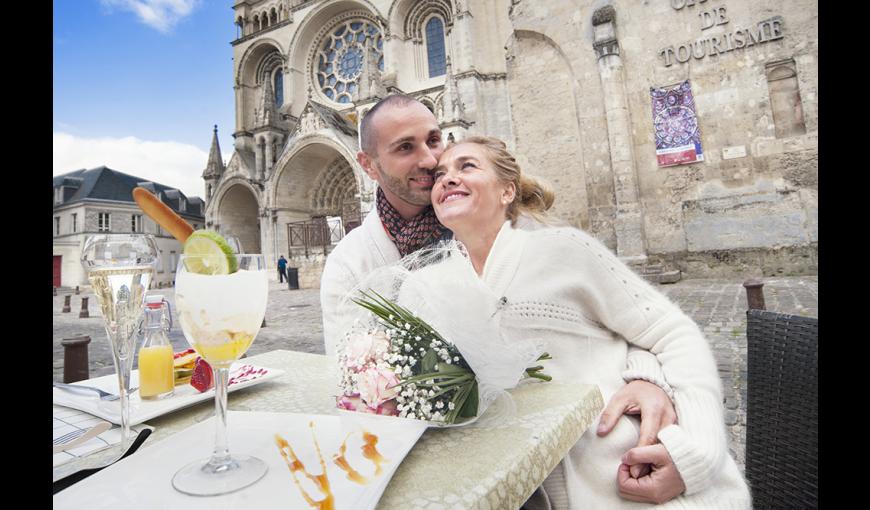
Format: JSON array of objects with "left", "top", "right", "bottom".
[
  {"left": 52, "top": 166, "right": 206, "bottom": 288},
  {"left": 204, "top": 0, "right": 817, "bottom": 287}
]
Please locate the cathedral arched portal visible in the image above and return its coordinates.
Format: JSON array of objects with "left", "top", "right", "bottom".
[
  {"left": 271, "top": 138, "right": 364, "bottom": 261},
  {"left": 214, "top": 182, "right": 261, "bottom": 255}
]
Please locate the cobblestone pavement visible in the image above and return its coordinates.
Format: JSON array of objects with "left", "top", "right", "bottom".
[{"left": 53, "top": 275, "right": 817, "bottom": 473}]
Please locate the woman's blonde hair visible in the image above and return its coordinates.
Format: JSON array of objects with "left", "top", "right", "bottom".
[{"left": 445, "top": 136, "right": 554, "bottom": 225}]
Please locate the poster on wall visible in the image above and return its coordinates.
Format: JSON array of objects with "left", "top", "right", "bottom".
[{"left": 651, "top": 80, "right": 704, "bottom": 167}]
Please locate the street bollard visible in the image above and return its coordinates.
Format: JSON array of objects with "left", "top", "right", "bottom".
[
  {"left": 62, "top": 295, "right": 71, "bottom": 313},
  {"left": 62, "top": 335, "right": 91, "bottom": 383},
  {"left": 79, "top": 296, "right": 90, "bottom": 318},
  {"left": 75, "top": 286, "right": 80, "bottom": 295},
  {"left": 53, "top": 286, "right": 57, "bottom": 296},
  {"left": 743, "top": 278, "right": 766, "bottom": 311}
]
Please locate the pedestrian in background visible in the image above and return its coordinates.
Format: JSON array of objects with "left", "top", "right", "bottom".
[{"left": 277, "top": 255, "right": 288, "bottom": 283}]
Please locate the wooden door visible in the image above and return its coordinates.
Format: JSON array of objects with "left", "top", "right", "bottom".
[{"left": 53, "top": 255, "right": 62, "bottom": 287}]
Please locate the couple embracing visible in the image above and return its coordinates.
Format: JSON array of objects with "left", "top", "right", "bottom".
[{"left": 320, "top": 95, "right": 751, "bottom": 509}]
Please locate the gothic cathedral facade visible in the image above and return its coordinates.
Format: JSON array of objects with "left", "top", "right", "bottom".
[{"left": 202, "top": 0, "right": 818, "bottom": 287}]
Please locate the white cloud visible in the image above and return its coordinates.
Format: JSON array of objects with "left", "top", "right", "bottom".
[
  {"left": 100, "top": 0, "right": 201, "bottom": 33},
  {"left": 54, "top": 132, "right": 207, "bottom": 199}
]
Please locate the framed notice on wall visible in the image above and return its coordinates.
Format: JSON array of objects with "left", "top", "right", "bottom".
[{"left": 651, "top": 80, "right": 704, "bottom": 167}]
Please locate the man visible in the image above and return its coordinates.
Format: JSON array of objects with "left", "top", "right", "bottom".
[
  {"left": 321, "top": 95, "right": 685, "bottom": 505},
  {"left": 277, "top": 255, "right": 288, "bottom": 283}
]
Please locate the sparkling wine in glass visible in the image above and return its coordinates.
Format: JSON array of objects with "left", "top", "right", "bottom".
[
  {"left": 171, "top": 253, "right": 268, "bottom": 496},
  {"left": 80, "top": 234, "right": 158, "bottom": 453}
]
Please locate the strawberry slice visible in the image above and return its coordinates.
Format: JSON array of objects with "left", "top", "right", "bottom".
[
  {"left": 190, "top": 357, "right": 214, "bottom": 392},
  {"left": 173, "top": 348, "right": 196, "bottom": 360}
]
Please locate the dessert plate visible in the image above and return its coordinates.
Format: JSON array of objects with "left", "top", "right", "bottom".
[{"left": 53, "top": 363, "right": 283, "bottom": 425}]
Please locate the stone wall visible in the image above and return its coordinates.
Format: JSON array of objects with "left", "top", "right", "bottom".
[{"left": 506, "top": 0, "right": 818, "bottom": 275}]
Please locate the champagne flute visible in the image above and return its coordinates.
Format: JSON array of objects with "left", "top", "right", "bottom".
[
  {"left": 80, "top": 234, "right": 158, "bottom": 454},
  {"left": 172, "top": 253, "right": 268, "bottom": 496}
]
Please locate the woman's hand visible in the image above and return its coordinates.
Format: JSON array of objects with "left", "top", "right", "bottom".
[
  {"left": 617, "top": 444, "right": 686, "bottom": 504},
  {"left": 598, "top": 380, "right": 677, "bottom": 445}
]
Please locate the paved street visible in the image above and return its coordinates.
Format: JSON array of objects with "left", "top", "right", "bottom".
[{"left": 53, "top": 274, "right": 817, "bottom": 473}]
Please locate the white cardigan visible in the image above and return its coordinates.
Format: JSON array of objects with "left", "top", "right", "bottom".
[
  {"left": 321, "top": 212, "right": 673, "bottom": 399},
  {"left": 468, "top": 222, "right": 751, "bottom": 509}
]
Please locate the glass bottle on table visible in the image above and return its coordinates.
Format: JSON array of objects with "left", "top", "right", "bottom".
[{"left": 137, "top": 295, "right": 174, "bottom": 400}]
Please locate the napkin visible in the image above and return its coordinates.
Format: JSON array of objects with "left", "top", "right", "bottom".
[
  {"left": 53, "top": 411, "right": 427, "bottom": 509},
  {"left": 53, "top": 406, "right": 151, "bottom": 469}
]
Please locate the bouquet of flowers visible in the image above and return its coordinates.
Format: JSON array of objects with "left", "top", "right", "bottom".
[{"left": 336, "top": 289, "right": 551, "bottom": 425}]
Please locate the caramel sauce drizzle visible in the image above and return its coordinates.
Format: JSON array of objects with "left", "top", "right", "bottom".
[
  {"left": 274, "top": 423, "right": 391, "bottom": 507},
  {"left": 274, "top": 421, "right": 335, "bottom": 510},
  {"left": 361, "top": 432, "right": 387, "bottom": 477}
]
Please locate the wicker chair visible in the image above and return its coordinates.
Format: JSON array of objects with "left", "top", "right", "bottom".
[{"left": 744, "top": 286, "right": 818, "bottom": 508}]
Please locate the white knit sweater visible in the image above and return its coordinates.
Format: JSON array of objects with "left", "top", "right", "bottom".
[
  {"left": 469, "top": 222, "right": 751, "bottom": 509},
  {"left": 321, "top": 211, "right": 673, "bottom": 398}
]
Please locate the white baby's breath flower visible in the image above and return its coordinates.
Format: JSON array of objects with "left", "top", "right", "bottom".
[
  {"left": 405, "top": 323, "right": 411, "bottom": 330},
  {"left": 435, "top": 401, "right": 444, "bottom": 409},
  {"left": 448, "top": 402, "right": 455, "bottom": 410}
]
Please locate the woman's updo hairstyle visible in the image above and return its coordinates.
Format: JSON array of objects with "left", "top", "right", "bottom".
[{"left": 447, "top": 136, "right": 554, "bottom": 225}]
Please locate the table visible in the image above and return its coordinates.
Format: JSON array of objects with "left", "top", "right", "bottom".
[{"left": 72, "top": 350, "right": 604, "bottom": 509}]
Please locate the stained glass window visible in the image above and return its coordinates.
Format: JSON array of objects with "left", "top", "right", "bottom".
[
  {"left": 426, "top": 17, "right": 446, "bottom": 78},
  {"left": 274, "top": 69, "right": 283, "bottom": 107},
  {"left": 315, "top": 19, "right": 384, "bottom": 104}
]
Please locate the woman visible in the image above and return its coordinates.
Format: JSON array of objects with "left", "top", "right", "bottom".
[{"left": 424, "top": 136, "right": 751, "bottom": 508}]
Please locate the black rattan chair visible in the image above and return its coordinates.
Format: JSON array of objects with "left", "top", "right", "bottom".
[{"left": 745, "top": 308, "right": 818, "bottom": 508}]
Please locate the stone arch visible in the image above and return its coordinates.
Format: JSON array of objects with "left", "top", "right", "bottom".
[
  {"left": 212, "top": 179, "right": 262, "bottom": 254},
  {"left": 270, "top": 133, "right": 366, "bottom": 210},
  {"left": 270, "top": 135, "right": 367, "bottom": 256},
  {"left": 419, "top": 96, "right": 436, "bottom": 114},
  {"left": 236, "top": 38, "right": 286, "bottom": 85},
  {"left": 388, "top": 0, "right": 453, "bottom": 40},
  {"left": 505, "top": 29, "right": 589, "bottom": 229}
]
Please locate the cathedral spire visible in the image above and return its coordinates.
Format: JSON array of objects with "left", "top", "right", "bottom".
[
  {"left": 256, "top": 75, "right": 278, "bottom": 127},
  {"left": 202, "top": 125, "right": 225, "bottom": 179}
]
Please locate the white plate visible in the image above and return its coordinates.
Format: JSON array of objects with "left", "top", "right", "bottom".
[
  {"left": 53, "top": 411, "right": 427, "bottom": 509},
  {"left": 53, "top": 363, "right": 284, "bottom": 425}
]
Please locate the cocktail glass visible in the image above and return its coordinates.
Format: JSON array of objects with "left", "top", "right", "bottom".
[
  {"left": 80, "top": 233, "right": 158, "bottom": 454},
  {"left": 171, "top": 253, "right": 268, "bottom": 496}
]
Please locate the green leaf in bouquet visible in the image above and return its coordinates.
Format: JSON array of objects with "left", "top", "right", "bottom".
[
  {"left": 458, "top": 381, "right": 479, "bottom": 419},
  {"left": 421, "top": 349, "right": 438, "bottom": 373}
]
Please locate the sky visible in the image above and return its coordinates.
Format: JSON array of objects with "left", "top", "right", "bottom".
[{"left": 54, "top": 0, "right": 238, "bottom": 200}]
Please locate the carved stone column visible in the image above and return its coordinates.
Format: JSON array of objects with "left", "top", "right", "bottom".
[
  {"left": 264, "top": 134, "right": 274, "bottom": 179},
  {"left": 255, "top": 136, "right": 264, "bottom": 181},
  {"left": 451, "top": 2, "right": 473, "bottom": 72},
  {"left": 592, "top": 6, "right": 647, "bottom": 262}
]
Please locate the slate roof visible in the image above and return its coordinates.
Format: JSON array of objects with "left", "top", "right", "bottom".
[{"left": 52, "top": 166, "right": 205, "bottom": 219}]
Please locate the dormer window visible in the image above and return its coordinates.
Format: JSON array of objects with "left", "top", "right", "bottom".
[
  {"left": 54, "top": 187, "right": 63, "bottom": 205},
  {"left": 179, "top": 198, "right": 187, "bottom": 213}
]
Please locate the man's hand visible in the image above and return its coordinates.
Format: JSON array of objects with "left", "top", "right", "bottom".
[
  {"left": 617, "top": 444, "right": 686, "bottom": 504},
  {"left": 597, "top": 380, "right": 677, "bottom": 476}
]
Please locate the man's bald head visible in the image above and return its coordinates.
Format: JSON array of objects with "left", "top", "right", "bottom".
[{"left": 359, "top": 94, "right": 430, "bottom": 156}]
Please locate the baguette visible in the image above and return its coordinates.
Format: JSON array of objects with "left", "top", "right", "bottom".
[{"left": 132, "top": 187, "right": 195, "bottom": 243}]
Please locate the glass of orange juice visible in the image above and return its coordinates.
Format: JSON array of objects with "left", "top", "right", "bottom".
[{"left": 171, "top": 251, "right": 268, "bottom": 496}]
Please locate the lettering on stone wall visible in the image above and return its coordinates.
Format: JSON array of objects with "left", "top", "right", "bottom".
[{"left": 658, "top": 3, "right": 784, "bottom": 67}]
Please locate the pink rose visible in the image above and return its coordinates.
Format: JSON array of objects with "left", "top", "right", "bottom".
[
  {"left": 337, "top": 394, "right": 362, "bottom": 411},
  {"left": 345, "top": 331, "right": 391, "bottom": 371},
  {"left": 358, "top": 366, "right": 400, "bottom": 410},
  {"left": 376, "top": 399, "right": 399, "bottom": 416}
]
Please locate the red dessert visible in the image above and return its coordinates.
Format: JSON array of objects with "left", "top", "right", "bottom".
[{"left": 190, "top": 357, "right": 214, "bottom": 392}]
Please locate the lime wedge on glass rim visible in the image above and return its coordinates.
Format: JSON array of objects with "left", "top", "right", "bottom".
[{"left": 183, "top": 230, "right": 239, "bottom": 274}]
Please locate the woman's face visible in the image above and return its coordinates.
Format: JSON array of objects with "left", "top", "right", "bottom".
[{"left": 431, "top": 143, "right": 515, "bottom": 235}]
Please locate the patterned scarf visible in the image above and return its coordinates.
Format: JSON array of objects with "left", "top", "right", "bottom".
[{"left": 376, "top": 187, "right": 452, "bottom": 257}]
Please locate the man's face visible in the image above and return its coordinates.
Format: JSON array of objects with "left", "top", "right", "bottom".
[{"left": 358, "top": 102, "right": 444, "bottom": 214}]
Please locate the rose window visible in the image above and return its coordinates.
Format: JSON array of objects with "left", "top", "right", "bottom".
[{"left": 315, "top": 20, "right": 384, "bottom": 104}]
